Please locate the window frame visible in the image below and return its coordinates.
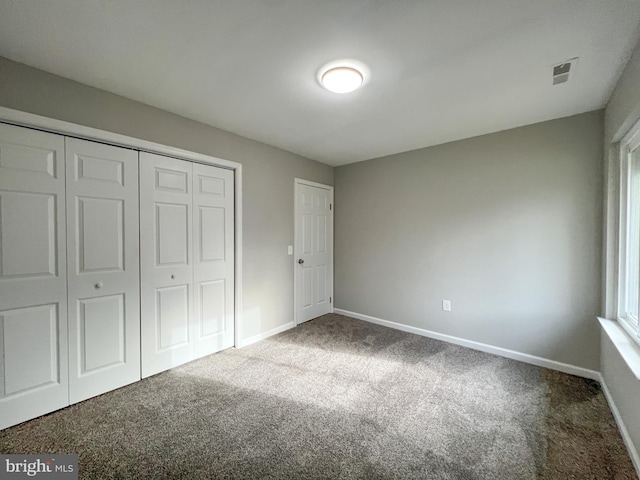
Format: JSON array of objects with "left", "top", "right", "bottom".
[{"left": 617, "top": 119, "right": 640, "bottom": 343}]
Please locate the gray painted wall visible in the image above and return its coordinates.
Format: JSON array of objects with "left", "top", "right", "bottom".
[
  {"left": 606, "top": 36, "right": 640, "bottom": 143},
  {"left": 335, "top": 111, "right": 603, "bottom": 370},
  {"left": 601, "top": 334, "right": 640, "bottom": 459},
  {"left": 602, "top": 37, "right": 640, "bottom": 464},
  {"left": 0, "top": 56, "right": 334, "bottom": 341}
]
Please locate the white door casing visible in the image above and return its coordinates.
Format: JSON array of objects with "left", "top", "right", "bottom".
[
  {"left": 295, "top": 179, "right": 333, "bottom": 324},
  {"left": 192, "top": 163, "right": 235, "bottom": 358},
  {"left": 66, "top": 138, "right": 140, "bottom": 403},
  {"left": 0, "top": 123, "right": 69, "bottom": 429},
  {"left": 140, "top": 153, "right": 194, "bottom": 378}
]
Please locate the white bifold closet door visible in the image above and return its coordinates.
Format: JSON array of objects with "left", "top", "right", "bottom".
[
  {"left": 140, "top": 152, "right": 234, "bottom": 378},
  {"left": 65, "top": 138, "right": 140, "bottom": 403},
  {"left": 0, "top": 124, "right": 69, "bottom": 429},
  {"left": 192, "top": 162, "right": 235, "bottom": 359}
]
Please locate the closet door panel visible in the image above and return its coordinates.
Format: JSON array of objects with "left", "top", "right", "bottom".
[
  {"left": 66, "top": 138, "right": 140, "bottom": 403},
  {"left": 78, "top": 295, "right": 125, "bottom": 372},
  {"left": 193, "top": 164, "right": 235, "bottom": 358},
  {"left": 76, "top": 197, "right": 124, "bottom": 272},
  {"left": 0, "top": 123, "right": 68, "bottom": 430},
  {"left": 156, "top": 202, "right": 190, "bottom": 266},
  {"left": 2, "top": 304, "right": 60, "bottom": 395},
  {"left": 156, "top": 284, "right": 190, "bottom": 349},
  {"left": 140, "top": 152, "right": 194, "bottom": 378}
]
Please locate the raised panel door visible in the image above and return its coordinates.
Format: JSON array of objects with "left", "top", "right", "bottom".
[
  {"left": 192, "top": 163, "right": 234, "bottom": 358},
  {"left": 0, "top": 123, "right": 68, "bottom": 430},
  {"left": 295, "top": 181, "right": 333, "bottom": 324},
  {"left": 65, "top": 137, "right": 140, "bottom": 403},
  {"left": 140, "top": 153, "right": 194, "bottom": 378}
]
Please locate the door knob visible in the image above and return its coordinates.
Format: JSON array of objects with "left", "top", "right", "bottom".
[
  {"left": 298, "top": 259, "right": 304, "bottom": 265},
  {"left": 95, "top": 282, "right": 103, "bottom": 289},
  {"left": 171, "top": 274, "right": 176, "bottom": 279}
]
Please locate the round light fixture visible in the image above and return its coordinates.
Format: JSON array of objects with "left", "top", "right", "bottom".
[{"left": 321, "top": 66, "right": 364, "bottom": 93}]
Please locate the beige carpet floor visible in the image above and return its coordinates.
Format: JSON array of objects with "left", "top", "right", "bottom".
[{"left": 0, "top": 313, "right": 636, "bottom": 479}]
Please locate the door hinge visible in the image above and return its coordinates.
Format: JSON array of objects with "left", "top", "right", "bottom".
[
  {"left": 330, "top": 203, "right": 332, "bottom": 210},
  {"left": 330, "top": 296, "right": 332, "bottom": 303}
]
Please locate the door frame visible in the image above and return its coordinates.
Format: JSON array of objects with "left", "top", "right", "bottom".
[
  {"left": 294, "top": 178, "right": 334, "bottom": 326},
  {"left": 0, "top": 106, "right": 244, "bottom": 348}
]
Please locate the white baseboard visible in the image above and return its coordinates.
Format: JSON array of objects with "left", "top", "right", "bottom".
[
  {"left": 333, "top": 308, "right": 600, "bottom": 380},
  {"left": 599, "top": 374, "right": 640, "bottom": 477},
  {"left": 239, "top": 321, "right": 295, "bottom": 348}
]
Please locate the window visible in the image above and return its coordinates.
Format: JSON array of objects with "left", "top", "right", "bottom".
[{"left": 618, "top": 120, "right": 640, "bottom": 341}]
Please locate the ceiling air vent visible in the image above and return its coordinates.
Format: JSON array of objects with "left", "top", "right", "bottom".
[{"left": 552, "top": 58, "right": 578, "bottom": 85}]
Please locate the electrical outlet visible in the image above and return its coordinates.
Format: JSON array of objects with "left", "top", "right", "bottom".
[{"left": 442, "top": 299, "right": 451, "bottom": 312}]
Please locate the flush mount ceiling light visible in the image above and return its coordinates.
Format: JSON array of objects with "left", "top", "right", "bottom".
[
  {"left": 318, "top": 60, "right": 368, "bottom": 94},
  {"left": 321, "top": 66, "right": 363, "bottom": 93}
]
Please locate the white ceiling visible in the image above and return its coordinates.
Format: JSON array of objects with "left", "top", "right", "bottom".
[{"left": 0, "top": 1, "right": 639, "bottom": 166}]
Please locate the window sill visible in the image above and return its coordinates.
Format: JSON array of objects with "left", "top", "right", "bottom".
[{"left": 599, "top": 317, "right": 640, "bottom": 380}]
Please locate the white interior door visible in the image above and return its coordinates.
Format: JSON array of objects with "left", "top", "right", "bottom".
[
  {"left": 66, "top": 138, "right": 140, "bottom": 403},
  {"left": 0, "top": 123, "right": 69, "bottom": 429},
  {"left": 192, "top": 163, "right": 235, "bottom": 358},
  {"left": 295, "top": 180, "right": 333, "bottom": 324},
  {"left": 140, "top": 152, "right": 194, "bottom": 378}
]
